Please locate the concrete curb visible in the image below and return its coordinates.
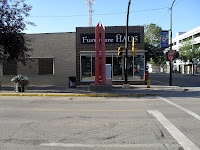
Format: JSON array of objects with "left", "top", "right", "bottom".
[
  {"left": 0, "top": 89, "right": 185, "bottom": 97},
  {"left": 0, "top": 93, "right": 165, "bottom": 97},
  {"left": 0, "top": 85, "right": 186, "bottom": 97}
]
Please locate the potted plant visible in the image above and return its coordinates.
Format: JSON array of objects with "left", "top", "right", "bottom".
[{"left": 11, "top": 74, "right": 29, "bottom": 92}]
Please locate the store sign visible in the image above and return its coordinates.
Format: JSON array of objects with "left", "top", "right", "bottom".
[{"left": 80, "top": 33, "right": 140, "bottom": 44}]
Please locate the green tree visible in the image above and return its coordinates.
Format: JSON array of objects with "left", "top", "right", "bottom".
[
  {"left": 0, "top": 0, "right": 34, "bottom": 64},
  {"left": 144, "top": 23, "right": 166, "bottom": 69},
  {"left": 179, "top": 38, "right": 200, "bottom": 75},
  {"left": 144, "top": 23, "right": 162, "bottom": 47}
]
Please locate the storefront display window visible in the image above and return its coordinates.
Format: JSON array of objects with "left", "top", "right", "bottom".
[
  {"left": 92, "top": 57, "right": 95, "bottom": 81},
  {"left": 81, "top": 54, "right": 145, "bottom": 82},
  {"left": 81, "top": 56, "right": 92, "bottom": 81},
  {"left": 127, "top": 57, "right": 134, "bottom": 80},
  {"left": 134, "top": 55, "right": 145, "bottom": 80},
  {"left": 113, "top": 57, "right": 123, "bottom": 80}
]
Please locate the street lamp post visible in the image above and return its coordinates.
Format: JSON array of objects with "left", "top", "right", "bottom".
[
  {"left": 125, "top": 0, "right": 131, "bottom": 84},
  {"left": 169, "top": 0, "right": 176, "bottom": 86}
]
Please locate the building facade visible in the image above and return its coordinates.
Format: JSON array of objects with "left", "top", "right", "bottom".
[
  {"left": 76, "top": 26, "right": 146, "bottom": 85},
  {"left": 0, "top": 26, "right": 146, "bottom": 86},
  {"left": 0, "top": 32, "right": 76, "bottom": 86},
  {"left": 149, "top": 26, "right": 200, "bottom": 74},
  {"left": 172, "top": 26, "right": 200, "bottom": 74}
]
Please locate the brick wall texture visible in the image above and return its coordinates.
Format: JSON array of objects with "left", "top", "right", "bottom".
[{"left": 0, "top": 32, "right": 76, "bottom": 86}]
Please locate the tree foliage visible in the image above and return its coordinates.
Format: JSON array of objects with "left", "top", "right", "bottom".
[
  {"left": 145, "top": 42, "right": 166, "bottom": 66},
  {"left": 179, "top": 38, "right": 200, "bottom": 75},
  {"left": 144, "top": 23, "right": 166, "bottom": 67},
  {"left": 179, "top": 38, "right": 200, "bottom": 62},
  {"left": 144, "top": 23, "right": 162, "bottom": 47},
  {"left": 0, "top": 0, "right": 34, "bottom": 64}
]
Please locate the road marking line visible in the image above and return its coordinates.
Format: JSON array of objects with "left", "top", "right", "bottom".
[
  {"left": 148, "top": 110, "right": 200, "bottom": 150},
  {"left": 0, "top": 108, "right": 143, "bottom": 112},
  {"left": 40, "top": 143, "right": 165, "bottom": 148},
  {"left": 158, "top": 96, "right": 200, "bottom": 121}
]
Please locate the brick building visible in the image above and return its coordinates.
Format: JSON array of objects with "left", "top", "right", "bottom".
[{"left": 0, "top": 32, "right": 76, "bottom": 86}]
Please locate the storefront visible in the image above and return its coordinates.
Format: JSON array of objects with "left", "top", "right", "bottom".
[
  {"left": 76, "top": 26, "right": 146, "bottom": 85},
  {"left": 0, "top": 26, "right": 146, "bottom": 86}
]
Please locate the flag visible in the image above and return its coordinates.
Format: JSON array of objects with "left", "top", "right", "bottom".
[{"left": 161, "top": 31, "right": 169, "bottom": 48}]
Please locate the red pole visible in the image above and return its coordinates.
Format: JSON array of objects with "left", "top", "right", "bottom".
[
  {"left": 101, "top": 24, "right": 106, "bottom": 85},
  {"left": 95, "top": 23, "right": 100, "bottom": 85}
]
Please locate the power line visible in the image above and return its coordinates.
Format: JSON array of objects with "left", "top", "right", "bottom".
[
  {"left": 29, "top": 7, "right": 169, "bottom": 18},
  {"left": 132, "top": 7, "right": 169, "bottom": 13}
]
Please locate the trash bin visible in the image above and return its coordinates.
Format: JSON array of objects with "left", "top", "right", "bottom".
[{"left": 68, "top": 76, "right": 76, "bottom": 88}]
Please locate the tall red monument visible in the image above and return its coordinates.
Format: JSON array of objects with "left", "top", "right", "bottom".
[{"left": 95, "top": 23, "right": 106, "bottom": 85}]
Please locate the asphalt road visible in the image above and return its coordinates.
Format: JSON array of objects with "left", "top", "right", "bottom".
[
  {"left": 149, "top": 73, "right": 200, "bottom": 87},
  {"left": 0, "top": 73, "right": 200, "bottom": 150}
]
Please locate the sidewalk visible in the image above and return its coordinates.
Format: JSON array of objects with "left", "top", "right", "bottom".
[{"left": 0, "top": 84, "right": 185, "bottom": 97}]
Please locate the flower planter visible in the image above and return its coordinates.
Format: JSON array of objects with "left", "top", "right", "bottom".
[{"left": 11, "top": 75, "right": 29, "bottom": 92}]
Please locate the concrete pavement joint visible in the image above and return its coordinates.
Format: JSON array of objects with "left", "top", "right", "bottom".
[
  {"left": 0, "top": 108, "right": 144, "bottom": 112},
  {"left": 40, "top": 143, "right": 171, "bottom": 148}
]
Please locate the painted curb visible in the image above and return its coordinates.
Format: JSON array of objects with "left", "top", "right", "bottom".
[{"left": 0, "top": 92, "right": 178, "bottom": 97}]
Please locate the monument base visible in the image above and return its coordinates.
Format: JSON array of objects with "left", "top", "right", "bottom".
[
  {"left": 122, "top": 84, "right": 130, "bottom": 89},
  {"left": 89, "top": 84, "right": 112, "bottom": 92}
]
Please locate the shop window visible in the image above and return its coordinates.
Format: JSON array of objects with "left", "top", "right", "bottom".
[
  {"left": 81, "top": 56, "right": 92, "bottom": 80},
  {"left": 39, "top": 58, "right": 54, "bottom": 75},
  {"left": 113, "top": 57, "right": 123, "bottom": 80},
  {"left": 113, "top": 56, "right": 134, "bottom": 81},
  {"left": 92, "top": 57, "right": 95, "bottom": 81},
  {"left": 80, "top": 54, "right": 145, "bottom": 82},
  {"left": 3, "top": 60, "right": 17, "bottom": 75},
  {"left": 127, "top": 57, "right": 133, "bottom": 80},
  {"left": 134, "top": 55, "right": 145, "bottom": 80},
  {"left": 82, "top": 56, "right": 113, "bottom": 81}
]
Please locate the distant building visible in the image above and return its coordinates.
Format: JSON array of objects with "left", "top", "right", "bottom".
[
  {"left": 172, "top": 26, "right": 200, "bottom": 74},
  {"left": 149, "top": 26, "right": 200, "bottom": 74}
]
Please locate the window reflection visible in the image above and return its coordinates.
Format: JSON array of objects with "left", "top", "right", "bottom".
[
  {"left": 113, "top": 57, "right": 123, "bottom": 80},
  {"left": 81, "top": 54, "right": 145, "bottom": 81},
  {"left": 127, "top": 57, "right": 133, "bottom": 80},
  {"left": 134, "top": 55, "right": 145, "bottom": 80},
  {"left": 81, "top": 56, "right": 91, "bottom": 80}
]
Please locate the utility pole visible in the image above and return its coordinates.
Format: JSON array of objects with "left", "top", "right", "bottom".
[
  {"left": 169, "top": 0, "right": 176, "bottom": 86},
  {"left": 125, "top": 0, "right": 131, "bottom": 84}
]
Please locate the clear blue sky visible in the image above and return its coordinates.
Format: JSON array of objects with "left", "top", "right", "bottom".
[{"left": 24, "top": 0, "right": 200, "bottom": 38}]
